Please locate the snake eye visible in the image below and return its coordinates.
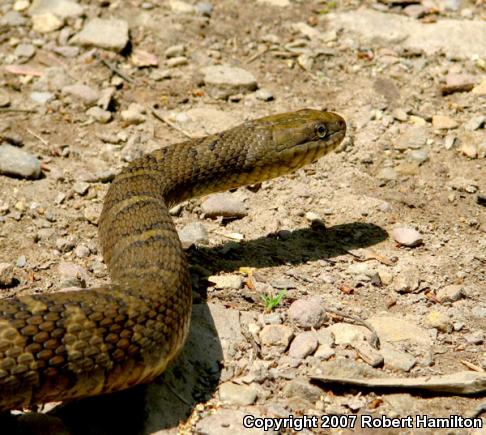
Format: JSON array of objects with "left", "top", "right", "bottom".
[{"left": 315, "top": 124, "right": 328, "bottom": 139}]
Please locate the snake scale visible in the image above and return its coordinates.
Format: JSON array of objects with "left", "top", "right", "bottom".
[{"left": 0, "top": 109, "right": 346, "bottom": 411}]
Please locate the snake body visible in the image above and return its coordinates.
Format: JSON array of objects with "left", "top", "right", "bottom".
[{"left": 0, "top": 109, "right": 345, "bottom": 411}]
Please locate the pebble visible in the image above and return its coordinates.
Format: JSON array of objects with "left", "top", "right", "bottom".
[
  {"left": 196, "top": 2, "right": 213, "bottom": 16},
  {"left": 259, "top": 324, "right": 294, "bottom": 349},
  {"left": 472, "top": 79, "right": 486, "bottom": 96},
  {"left": 368, "top": 315, "right": 432, "bottom": 346},
  {"left": 395, "top": 126, "right": 427, "bottom": 150},
  {"left": 465, "top": 115, "right": 485, "bottom": 131},
  {"left": 169, "top": 0, "right": 195, "bottom": 13},
  {"left": 0, "top": 144, "right": 41, "bottom": 179},
  {"left": 208, "top": 274, "right": 243, "bottom": 290},
  {"left": 165, "top": 44, "right": 185, "bottom": 58},
  {"left": 288, "top": 297, "right": 327, "bottom": 329},
  {"left": 315, "top": 328, "right": 334, "bottom": 347},
  {"left": 31, "top": 12, "right": 63, "bottom": 33},
  {"left": 282, "top": 378, "right": 322, "bottom": 403},
  {"left": 464, "top": 331, "right": 484, "bottom": 345},
  {"left": 83, "top": 204, "right": 101, "bottom": 225},
  {"left": 408, "top": 149, "right": 429, "bottom": 164},
  {"left": 121, "top": 103, "right": 146, "bottom": 124},
  {"left": 432, "top": 115, "right": 458, "bottom": 130},
  {"left": 97, "top": 87, "right": 115, "bottom": 110},
  {"left": 73, "top": 181, "right": 90, "bottom": 195},
  {"left": 391, "top": 226, "right": 423, "bottom": 247},
  {"left": 14, "top": 0, "right": 30, "bottom": 11},
  {"left": 86, "top": 106, "right": 112, "bottom": 124},
  {"left": 3, "top": 11, "right": 27, "bottom": 26},
  {"left": 178, "top": 221, "right": 209, "bottom": 248},
  {"left": 352, "top": 340, "right": 384, "bottom": 367},
  {"left": 58, "top": 261, "right": 87, "bottom": 288},
  {"left": 0, "top": 263, "right": 15, "bottom": 287},
  {"left": 55, "top": 236, "right": 75, "bottom": 252},
  {"left": 166, "top": 56, "right": 188, "bottom": 67},
  {"left": 393, "top": 267, "right": 420, "bottom": 293},
  {"left": 201, "top": 192, "right": 247, "bottom": 218},
  {"left": 444, "top": 134, "right": 457, "bottom": 150},
  {"left": 377, "top": 167, "right": 397, "bottom": 181},
  {"left": 61, "top": 84, "right": 99, "bottom": 105},
  {"left": 30, "top": 91, "right": 54, "bottom": 104},
  {"left": 29, "top": 0, "right": 85, "bottom": 19},
  {"left": 472, "top": 306, "right": 486, "bottom": 318},
  {"left": 201, "top": 65, "right": 258, "bottom": 100},
  {"left": 196, "top": 409, "right": 275, "bottom": 435},
  {"left": 381, "top": 345, "right": 416, "bottom": 372},
  {"left": 425, "top": 310, "right": 452, "bottom": 333},
  {"left": 16, "top": 256, "right": 27, "bottom": 268},
  {"left": 327, "top": 323, "right": 370, "bottom": 345},
  {"left": 259, "top": 312, "right": 282, "bottom": 325},
  {"left": 71, "top": 18, "right": 129, "bottom": 52},
  {"left": 441, "top": 73, "right": 476, "bottom": 95},
  {"left": 0, "top": 91, "right": 10, "bottom": 107},
  {"left": 436, "top": 284, "right": 465, "bottom": 302},
  {"left": 392, "top": 108, "right": 408, "bottom": 122},
  {"left": 314, "top": 345, "right": 335, "bottom": 360},
  {"left": 74, "top": 244, "right": 90, "bottom": 259},
  {"left": 219, "top": 382, "right": 257, "bottom": 406},
  {"left": 255, "top": 89, "right": 274, "bottom": 101},
  {"left": 14, "top": 43, "right": 36, "bottom": 60},
  {"left": 288, "top": 331, "right": 318, "bottom": 359}
]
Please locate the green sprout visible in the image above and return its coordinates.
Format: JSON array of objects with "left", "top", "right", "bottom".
[
  {"left": 319, "top": 1, "right": 337, "bottom": 14},
  {"left": 261, "top": 289, "right": 287, "bottom": 311}
]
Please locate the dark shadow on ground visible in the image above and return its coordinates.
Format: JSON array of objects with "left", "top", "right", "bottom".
[{"left": 5, "top": 221, "right": 387, "bottom": 435}]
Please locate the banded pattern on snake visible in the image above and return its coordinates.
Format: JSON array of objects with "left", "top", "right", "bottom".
[{"left": 0, "top": 109, "right": 346, "bottom": 411}]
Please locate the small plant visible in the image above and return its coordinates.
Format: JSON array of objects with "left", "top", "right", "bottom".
[
  {"left": 261, "top": 289, "right": 286, "bottom": 311},
  {"left": 319, "top": 0, "right": 337, "bottom": 14}
]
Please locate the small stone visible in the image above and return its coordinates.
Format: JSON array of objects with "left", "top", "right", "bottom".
[
  {"left": 432, "top": 115, "right": 458, "bottom": 130},
  {"left": 72, "top": 181, "right": 90, "bottom": 195},
  {"left": 436, "top": 284, "right": 465, "bottom": 302},
  {"left": 425, "top": 311, "right": 452, "bottom": 333},
  {"left": 395, "top": 126, "right": 427, "bottom": 150},
  {"left": 219, "top": 382, "right": 257, "bottom": 406},
  {"left": 260, "top": 324, "right": 294, "bottom": 348},
  {"left": 32, "top": 12, "right": 63, "bottom": 33},
  {"left": 29, "top": 0, "right": 84, "bottom": 19},
  {"left": 304, "top": 211, "right": 322, "bottom": 223},
  {"left": 464, "top": 331, "right": 484, "bottom": 345},
  {"left": 288, "top": 331, "right": 318, "bottom": 359},
  {"left": 314, "top": 345, "right": 335, "bottom": 360},
  {"left": 478, "top": 142, "right": 486, "bottom": 159},
  {"left": 391, "top": 226, "right": 423, "bottom": 247},
  {"left": 178, "top": 221, "right": 209, "bottom": 248},
  {"left": 0, "top": 92, "right": 10, "bottom": 107},
  {"left": 86, "top": 106, "right": 112, "bottom": 124},
  {"left": 395, "top": 162, "right": 419, "bottom": 176},
  {"left": 196, "top": 2, "right": 213, "bottom": 16},
  {"left": 165, "top": 44, "right": 185, "bottom": 58},
  {"left": 393, "top": 267, "right": 420, "bottom": 293},
  {"left": 255, "top": 89, "right": 274, "bottom": 101},
  {"left": 378, "top": 167, "right": 397, "bottom": 181},
  {"left": 444, "top": 134, "right": 457, "bottom": 150},
  {"left": 166, "top": 56, "right": 188, "bottom": 67},
  {"left": 259, "top": 312, "right": 282, "bottom": 325},
  {"left": 71, "top": 18, "right": 129, "bottom": 52},
  {"left": 282, "top": 378, "right": 323, "bottom": 403},
  {"left": 0, "top": 263, "right": 15, "bottom": 287},
  {"left": 121, "top": 103, "right": 146, "bottom": 125},
  {"left": 16, "top": 256, "right": 27, "bottom": 268},
  {"left": 74, "top": 244, "right": 90, "bottom": 259},
  {"left": 3, "top": 11, "right": 27, "bottom": 26},
  {"left": 14, "top": 43, "right": 36, "bottom": 60},
  {"left": 381, "top": 344, "right": 416, "bottom": 372},
  {"left": 30, "top": 91, "right": 54, "bottom": 104},
  {"left": 441, "top": 73, "right": 476, "bottom": 95},
  {"left": 201, "top": 65, "right": 258, "bottom": 100},
  {"left": 55, "top": 236, "right": 75, "bottom": 252},
  {"left": 449, "top": 177, "right": 478, "bottom": 193},
  {"left": 392, "top": 108, "right": 408, "bottom": 122},
  {"left": 208, "top": 274, "right": 242, "bottom": 290},
  {"left": 403, "top": 4, "right": 426, "bottom": 18},
  {"left": 151, "top": 69, "right": 172, "bottom": 81},
  {"left": 465, "top": 115, "right": 485, "bottom": 131},
  {"left": 201, "top": 192, "right": 247, "bottom": 218},
  {"left": 97, "top": 87, "right": 115, "bottom": 111},
  {"left": 83, "top": 204, "right": 101, "bottom": 225},
  {"left": 169, "top": 0, "right": 195, "bottom": 13},
  {"left": 61, "top": 84, "right": 99, "bottom": 105},
  {"left": 327, "top": 323, "right": 371, "bottom": 345},
  {"left": 408, "top": 149, "right": 429, "bottom": 164},
  {"left": 472, "top": 79, "right": 486, "bottom": 96},
  {"left": 14, "top": 0, "right": 30, "bottom": 11},
  {"left": 460, "top": 142, "right": 478, "bottom": 159},
  {"left": 58, "top": 261, "right": 87, "bottom": 288},
  {"left": 368, "top": 315, "right": 432, "bottom": 346},
  {"left": 352, "top": 340, "right": 384, "bottom": 367},
  {"left": 472, "top": 306, "right": 486, "bottom": 318},
  {"left": 288, "top": 297, "right": 327, "bottom": 329},
  {"left": 0, "top": 144, "right": 41, "bottom": 179}
]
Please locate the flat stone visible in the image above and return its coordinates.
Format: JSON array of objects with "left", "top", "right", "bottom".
[
  {"left": 432, "top": 115, "right": 459, "bottom": 129},
  {"left": 86, "top": 107, "right": 112, "bottom": 124},
  {"left": 0, "top": 144, "right": 41, "bottom": 179},
  {"left": 219, "top": 382, "right": 257, "bottom": 406},
  {"left": 166, "top": 56, "right": 188, "bottom": 67},
  {"left": 381, "top": 344, "right": 416, "bottom": 372},
  {"left": 465, "top": 115, "right": 485, "bottom": 131},
  {"left": 378, "top": 167, "right": 397, "bottom": 181},
  {"left": 201, "top": 65, "right": 257, "bottom": 100},
  {"left": 288, "top": 331, "right": 318, "bottom": 359},
  {"left": 314, "top": 344, "right": 335, "bottom": 360},
  {"left": 31, "top": 12, "right": 63, "bottom": 33},
  {"left": 178, "top": 221, "right": 209, "bottom": 248},
  {"left": 368, "top": 315, "right": 432, "bottom": 346},
  {"left": 395, "top": 126, "right": 427, "bottom": 150},
  {"left": 196, "top": 409, "right": 276, "bottom": 435},
  {"left": 464, "top": 331, "right": 484, "bottom": 345},
  {"left": 288, "top": 297, "right": 327, "bottom": 329},
  {"left": 442, "top": 73, "right": 476, "bottom": 95},
  {"left": 30, "top": 91, "right": 54, "bottom": 104},
  {"left": 436, "top": 284, "right": 465, "bottom": 302},
  {"left": 425, "top": 310, "right": 452, "bottom": 332},
  {"left": 71, "top": 18, "right": 129, "bottom": 52},
  {"left": 282, "top": 378, "right": 322, "bottom": 402},
  {"left": 58, "top": 261, "right": 88, "bottom": 288},
  {"left": 61, "top": 84, "right": 99, "bottom": 105},
  {"left": 29, "top": 0, "right": 84, "bottom": 19},
  {"left": 327, "top": 323, "right": 371, "bottom": 345},
  {"left": 2, "top": 10, "right": 28, "bottom": 26},
  {"left": 260, "top": 324, "right": 294, "bottom": 349},
  {"left": 391, "top": 226, "right": 423, "bottom": 247},
  {"left": 393, "top": 267, "right": 420, "bottom": 293},
  {"left": 0, "top": 263, "right": 15, "bottom": 287},
  {"left": 255, "top": 89, "right": 274, "bottom": 101},
  {"left": 169, "top": 0, "right": 195, "bottom": 13},
  {"left": 201, "top": 192, "right": 247, "bottom": 218},
  {"left": 208, "top": 274, "right": 242, "bottom": 290}
]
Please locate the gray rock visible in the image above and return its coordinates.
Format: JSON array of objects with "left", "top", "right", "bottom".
[
  {"left": 2, "top": 11, "right": 28, "bottom": 26},
  {"left": 61, "top": 84, "right": 99, "bottom": 105},
  {"left": 73, "top": 181, "right": 90, "bottom": 195},
  {"left": 381, "top": 344, "right": 416, "bottom": 372},
  {"left": 55, "top": 236, "right": 75, "bottom": 253},
  {"left": 465, "top": 115, "right": 485, "bottom": 131},
  {"left": 255, "top": 89, "right": 274, "bottom": 101},
  {"left": 436, "top": 284, "right": 465, "bottom": 302},
  {"left": 71, "top": 18, "right": 129, "bottom": 52},
  {"left": 282, "top": 378, "right": 322, "bottom": 402},
  {"left": 201, "top": 65, "right": 258, "bottom": 100},
  {"left": 395, "top": 126, "right": 427, "bottom": 150},
  {"left": 196, "top": 2, "right": 213, "bottom": 16},
  {"left": 315, "top": 328, "right": 334, "bottom": 347},
  {"left": 288, "top": 297, "right": 327, "bottom": 329},
  {"left": 391, "top": 226, "right": 423, "bottom": 247},
  {"left": 408, "top": 149, "right": 429, "bottom": 164},
  {"left": 0, "top": 263, "right": 15, "bottom": 287},
  {"left": 368, "top": 315, "right": 432, "bottom": 346},
  {"left": 74, "top": 244, "right": 90, "bottom": 259},
  {"left": 315, "top": 344, "right": 335, "bottom": 360},
  {"left": 178, "top": 221, "right": 208, "bottom": 248},
  {"left": 0, "top": 144, "right": 41, "bottom": 179},
  {"left": 288, "top": 331, "right": 318, "bottom": 359},
  {"left": 29, "top": 0, "right": 84, "bottom": 19},
  {"left": 208, "top": 303, "right": 243, "bottom": 360},
  {"left": 14, "top": 43, "right": 36, "bottom": 60},
  {"left": 219, "top": 382, "right": 257, "bottom": 406},
  {"left": 30, "top": 91, "right": 55, "bottom": 104},
  {"left": 260, "top": 324, "right": 294, "bottom": 349},
  {"left": 201, "top": 192, "right": 247, "bottom": 218},
  {"left": 464, "top": 331, "right": 484, "bottom": 345},
  {"left": 196, "top": 409, "right": 276, "bottom": 435}
]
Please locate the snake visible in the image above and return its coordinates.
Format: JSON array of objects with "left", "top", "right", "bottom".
[{"left": 0, "top": 109, "right": 346, "bottom": 411}]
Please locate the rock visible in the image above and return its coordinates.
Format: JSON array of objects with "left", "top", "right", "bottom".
[
  {"left": 0, "top": 263, "right": 15, "bottom": 287},
  {"left": 2, "top": 11, "right": 28, "bottom": 26},
  {"left": 208, "top": 274, "right": 242, "bottom": 290},
  {"left": 327, "top": 323, "right": 371, "bottom": 345},
  {"left": 408, "top": 149, "right": 429, "bottom": 164},
  {"left": 441, "top": 73, "right": 476, "bottom": 95},
  {"left": 314, "top": 345, "right": 335, "bottom": 360},
  {"left": 403, "top": 4, "right": 426, "bottom": 18},
  {"left": 472, "top": 79, "right": 486, "bottom": 96},
  {"left": 178, "top": 221, "right": 208, "bottom": 248},
  {"left": 393, "top": 267, "right": 420, "bottom": 293},
  {"left": 219, "top": 382, "right": 257, "bottom": 406},
  {"left": 196, "top": 409, "right": 275, "bottom": 435},
  {"left": 327, "top": 9, "right": 486, "bottom": 59},
  {"left": 71, "top": 18, "right": 129, "bottom": 52},
  {"left": 464, "top": 331, "right": 484, "bottom": 345},
  {"left": 381, "top": 344, "right": 416, "bottom": 372},
  {"left": 14, "top": 0, "right": 30, "bottom": 11},
  {"left": 391, "top": 226, "right": 423, "bottom": 247},
  {"left": 14, "top": 43, "right": 36, "bottom": 60},
  {"left": 472, "top": 306, "right": 486, "bottom": 318},
  {"left": 83, "top": 204, "right": 101, "bottom": 225},
  {"left": 288, "top": 297, "right": 327, "bottom": 329},
  {"left": 196, "top": 2, "right": 213, "bottom": 16},
  {"left": 208, "top": 303, "right": 243, "bottom": 360},
  {"left": 255, "top": 89, "right": 274, "bottom": 101},
  {"left": 460, "top": 142, "right": 478, "bottom": 159},
  {"left": 378, "top": 167, "right": 397, "bottom": 181},
  {"left": 31, "top": 12, "right": 63, "bottom": 33},
  {"left": 201, "top": 65, "right": 258, "bottom": 100},
  {"left": 0, "top": 92, "right": 10, "bottom": 107},
  {"left": 282, "top": 378, "right": 322, "bottom": 402},
  {"left": 465, "top": 115, "right": 485, "bottom": 131},
  {"left": 58, "top": 261, "right": 87, "bottom": 288},
  {"left": 425, "top": 311, "right": 452, "bottom": 332},
  {"left": 315, "top": 328, "right": 335, "bottom": 347},
  {"left": 86, "top": 106, "right": 112, "bottom": 124},
  {"left": 55, "top": 236, "right": 75, "bottom": 253},
  {"left": 201, "top": 192, "right": 247, "bottom": 218},
  {"left": 61, "top": 84, "right": 99, "bottom": 105},
  {"left": 395, "top": 126, "right": 427, "bottom": 150},
  {"left": 120, "top": 103, "right": 146, "bottom": 124},
  {"left": 392, "top": 108, "right": 408, "bottom": 122},
  {"left": 30, "top": 91, "right": 55, "bottom": 104},
  {"left": 169, "top": 0, "right": 195, "bottom": 13},
  {"left": 73, "top": 181, "right": 90, "bottom": 195},
  {"left": 0, "top": 144, "right": 41, "bottom": 179},
  {"left": 29, "top": 0, "right": 84, "bottom": 19},
  {"left": 444, "top": 134, "right": 457, "bottom": 150},
  {"left": 260, "top": 324, "right": 294, "bottom": 349},
  {"left": 436, "top": 284, "right": 465, "bottom": 302},
  {"left": 449, "top": 177, "right": 478, "bottom": 193},
  {"left": 288, "top": 331, "right": 318, "bottom": 359},
  {"left": 259, "top": 312, "right": 282, "bottom": 325},
  {"left": 16, "top": 256, "right": 27, "bottom": 268},
  {"left": 165, "top": 44, "right": 185, "bottom": 58},
  {"left": 478, "top": 142, "right": 486, "bottom": 159},
  {"left": 395, "top": 162, "right": 419, "bottom": 176},
  {"left": 432, "top": 115, "right": 458, "bottom": 130},
  {"left": 74, "top": 244, "right": 90, "bottom": 259},
  {"left": 166, "top": 56, "right": 188, "bottom": 67},
  {"left": 368, "top": 315, "right": 432, "bottom": 346},
  {"left": 352, "top": 340, "right": 384, "bottom": 367}
]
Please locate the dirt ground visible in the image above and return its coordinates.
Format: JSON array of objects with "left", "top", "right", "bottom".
[{"left": 0, "top": 0, "right": 485, "bottom": 434}]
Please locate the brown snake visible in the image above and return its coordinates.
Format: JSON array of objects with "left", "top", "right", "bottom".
[{"left": 0, "top": 109, "right": 346, "bottom": 411}]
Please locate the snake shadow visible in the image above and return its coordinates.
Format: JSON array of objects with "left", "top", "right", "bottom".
[{"left": 8, "top": 221, "right": 387, "bottom": 435}]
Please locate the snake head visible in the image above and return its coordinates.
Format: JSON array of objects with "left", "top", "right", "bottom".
[{"left": 248, "top": 108, "right": 346, "bottom": 179}]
